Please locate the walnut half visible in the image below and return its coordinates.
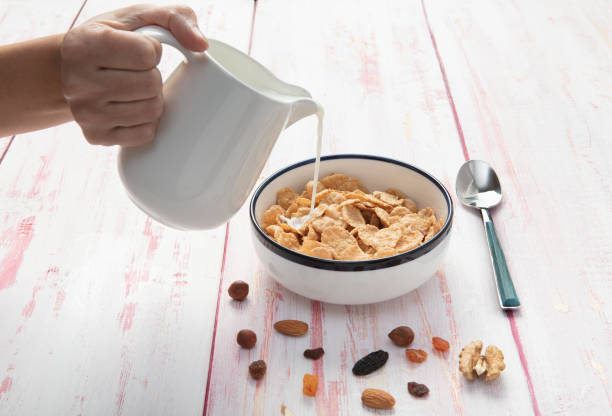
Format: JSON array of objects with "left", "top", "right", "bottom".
[
  {"left": 458, "top": 341, "right": 505, "bottom": 381},
  {"left": 484, "top": 345, "right": 506, "bottom": 381},
  {"left": 459, "top": 340, "right": 483, "bottom": 380}
]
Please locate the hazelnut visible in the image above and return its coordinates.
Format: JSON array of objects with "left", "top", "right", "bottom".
[
  {"left": 236, "top": 329, "right": 257, "bottom": 349},
  {"left": 228, "top": 280, "right": 249, "bottom": 301},
  {"left": 388, "top": 326, "right": 415, "bottom": 347},
  {"left": 249, "top": 360, "right": 267, "bottom": 380}
]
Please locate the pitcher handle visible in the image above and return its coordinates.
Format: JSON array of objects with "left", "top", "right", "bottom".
[{"left": 135, "top": 25, "right": 196, "bottom": 62}]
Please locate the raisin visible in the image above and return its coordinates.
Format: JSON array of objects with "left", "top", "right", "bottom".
[
  {"left": 302, "top": 373, "right": 319, "bottom": 397},
  {"left": 352, "top": 350, "right": 389, "bottom": 375},
  {"left": 248, "top": 360, "right": 267, "bottom": 380},
  {"left": 304, "top": 347, "right": 325, "bottom": 360},
  {"left": 405, "top": 349, "right": 427, "bottom": 363},
  {"left": 388, "top": 326, "right": 415, "bottom": 347},
  {"left": 408, "top": 382, "right": 429, "bottom": 397},
  {"left": 432, "top": 337, "right": 450, "bottom": 351}
]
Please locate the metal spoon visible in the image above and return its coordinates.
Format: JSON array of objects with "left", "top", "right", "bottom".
[{"left": 456, "top": 160, "right": 520, "bottom": 309}]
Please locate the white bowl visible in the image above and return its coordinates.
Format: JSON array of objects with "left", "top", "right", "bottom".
[{"left": 250, "top": 155, "right": 453, "bottom": 305}]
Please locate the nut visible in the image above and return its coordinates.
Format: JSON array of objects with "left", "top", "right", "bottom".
[
  {"left": 459, "top": 340, "right": 483, "bottom": 380},
  {"left": 484, "top": 345, "right": 505, "bottom": 381},
  {"left": 388, "top": 326, "right": 414, "bottom": 346},
  {"left": 459, "top": 341, "right": 505, "bottom": 381},
  {"left": 273, "top": 320, "right": 309, "bottom": 336},
  {"left": 236, "top": 329, "right": 257, "bottom": 349},
  {"left": 228, "top": 280, "right": 249, "bottom": 301},
  {"left": 474, "top": 356, "right": 487, "bottom": 376},
  {"left": 361, "top": 388, "right": 395, "bottom": 409},
  {"left": 248, "top": 360, "right": 266, "bottom": 380}
]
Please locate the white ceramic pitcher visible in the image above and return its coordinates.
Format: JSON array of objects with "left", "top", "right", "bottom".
[{"left": 118, "top": 26, "right": 318, "bottom": 230}]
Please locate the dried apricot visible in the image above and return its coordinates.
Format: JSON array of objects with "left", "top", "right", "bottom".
[
  {"left": 432, "top": 337, "right": 450, "bottom": 351},
  {"left": 302, "top": 374, "right": 319, "bottom": 397},
  {"left": 405, "top": 349, "right": 427, "bottom": 363}
]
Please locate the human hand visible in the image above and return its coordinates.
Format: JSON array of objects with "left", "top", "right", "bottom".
[{"left": 60, "top": 4, "right": 208, "bottom": 146}]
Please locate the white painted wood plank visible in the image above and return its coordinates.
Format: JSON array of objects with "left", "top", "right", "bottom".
[
  {"left": 425, "top": 0, "right": 612, "bottom": 413},
  {"left": 205, "top": 1, "right": 534, "bottom": 415},
  {"left": 0, "top": 0, "right": 84, "bottom": 45},
  {"left": 0, "top": 1, "right": 252, "bottom": 415},
  {"left": 0, "top": 0, "right": 84, "bottom": 152}
]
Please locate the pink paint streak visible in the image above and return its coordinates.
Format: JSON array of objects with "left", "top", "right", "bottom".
[
  {"left": 507, "top": 311, "right": 542, "bottom": 416},
  {"left": 436, "top": 271, "right": 463, "bottom": 415},
  {"left": 118, "top": 303, "right": 137, "bottom": 333},
  {"left": 123, "top": 258, "right": 150, "bottom": 297},
  {"left": 22, "top": 285, "right": 42, "bottom": 318},
  {"left": 310, "top": 301, "right": 328, "bottom": 413},
  {"left": 436, "top": 271, "right": 460, "bottom": 347},
  {"left": 54, "top": 289, "right": 66, "bottom": 314},
  {"left": 420, "top": 2, "right": 541, "bottom": 414},
  {"left": 456, "top": 42, "right": 531, "bottom": 220},
  {"left": 27, "top": 156, "right": 50, "bottom": 198},
  {"left": 251, "top": 284, "right": 277, "bottom": 413},
  {"left": 414, "top": 289, "right": 463, "bottom": 414},
  {"left": 326, "top": 381, "right": 342, "bottom": 416},
  {"left": 359, "top": 35, "right": 382, "bottom": 95},
  {"left": 122, "top": 219, "right": 162, "bottom": 296},
  {"left": 0, "top": 216, "right": 35, "bottom": 291},
  {"left": 203, "top": 222, "right": 230, "bottom": 416},
  {"left": 143, "top": 218, "right": 162, "bottom": 257},
  {"left": 0, "top": 376, "right": 12, "bottom": 400},
  {"left": 115, "top": 347, "right": 132, "bottom": 416},
  {"left": 420, "top": 0, "right": 469, "bottom": 161}
]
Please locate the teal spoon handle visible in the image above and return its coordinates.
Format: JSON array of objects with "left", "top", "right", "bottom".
[{"left": 481, "top": 209, "right": 520, "bottom": 309}]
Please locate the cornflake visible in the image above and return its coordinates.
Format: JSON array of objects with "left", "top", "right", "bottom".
[{"left": 260, "top": 173, "right": 443, "bottom": 260}]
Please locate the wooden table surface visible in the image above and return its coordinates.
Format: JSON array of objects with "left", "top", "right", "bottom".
[{"left": 1, "top": 0, "right": 610, "bottom": 415}]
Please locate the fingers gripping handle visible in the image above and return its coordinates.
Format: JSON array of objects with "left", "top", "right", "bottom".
[{"left": 135, "top": 25, "right": 196, "bottom": 62}]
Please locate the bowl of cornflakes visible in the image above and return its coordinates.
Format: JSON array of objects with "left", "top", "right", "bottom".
[{"left": 250, "top": 154, "right": 453, "bottom": 305}]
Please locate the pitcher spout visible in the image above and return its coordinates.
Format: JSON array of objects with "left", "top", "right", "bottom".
[{"left": 286, "top": 98, "right": 320, "bottom": 128}]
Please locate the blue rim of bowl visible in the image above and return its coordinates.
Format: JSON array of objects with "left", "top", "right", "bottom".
[{"left": 249, "top": 154, "right": 453, "bottom": 271}]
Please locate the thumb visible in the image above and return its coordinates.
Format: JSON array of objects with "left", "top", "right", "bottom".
[{"left": 104, "top": 4, "right": 209, "bottom": 52}]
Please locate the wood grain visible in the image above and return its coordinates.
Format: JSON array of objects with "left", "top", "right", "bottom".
[
  {"left": 425, "top": 0, "right": 612, "bottom": 413},
  {"left": 1, "top": 0, "right": 610, "bottom": 414},
  {"left": 204, "top": 1, "right": 535, "bottom": 414},
  {"left": 0, "top": 1, "right": 251, "bottom": 415},
  {"left": 0, "top": 0, "right": 85, "bottom": 155}
]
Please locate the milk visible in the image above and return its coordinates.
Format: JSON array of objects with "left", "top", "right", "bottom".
[{"left": 281, "top": 104, "right": 324, "bottom": 229}]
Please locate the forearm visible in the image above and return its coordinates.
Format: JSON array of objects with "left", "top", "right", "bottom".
[{"left": 0, "top": 34, "right": 73, "bottom": 138}]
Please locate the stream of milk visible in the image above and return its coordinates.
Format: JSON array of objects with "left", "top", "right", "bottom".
[{"left": 281, "top": 104, "right": 324, "bottom": 229}]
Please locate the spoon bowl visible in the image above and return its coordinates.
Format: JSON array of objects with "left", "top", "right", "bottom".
[
  {"left": 456, "top": 160, "right": 520, "bottom": 310},
  {"left": 456, "top": 160, "right": 502, "bottom": 209}
]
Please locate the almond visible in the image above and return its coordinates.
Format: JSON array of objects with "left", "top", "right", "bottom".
[
  {"left": 361, "top": 388, "right": 395, "bottom": 409},
  {"left": 273, "top": 320, "right": 309, "bottom": 336}
]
